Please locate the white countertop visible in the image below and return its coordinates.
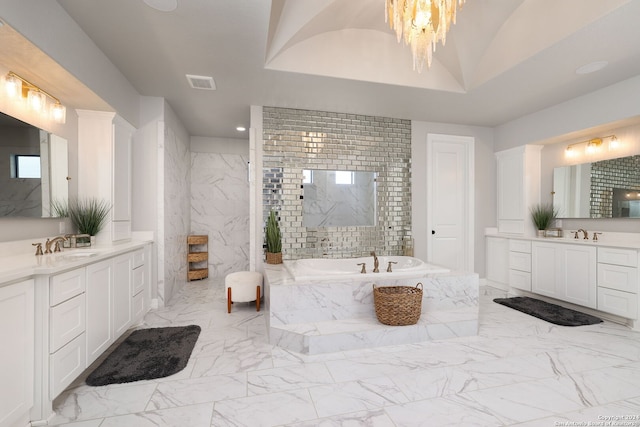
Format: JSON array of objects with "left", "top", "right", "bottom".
[
  {"left": 0, "top": 239, "right": 152, "bottom": 287},
  {"left": 485, "top": 230, "right": 640, "bottom": 249}
]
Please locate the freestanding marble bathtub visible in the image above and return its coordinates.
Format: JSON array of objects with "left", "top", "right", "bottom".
[{"left": 264, "top": 256, "right": 479, "bottom": 354}]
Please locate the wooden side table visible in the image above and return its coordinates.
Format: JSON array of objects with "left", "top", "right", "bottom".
[{"left": 187, "top": 235, "right": 208, "bottom": 281}]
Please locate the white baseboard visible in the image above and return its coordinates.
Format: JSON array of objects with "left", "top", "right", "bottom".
[{"left": 481, "top": 278, "right": 509, "bottom": 291}]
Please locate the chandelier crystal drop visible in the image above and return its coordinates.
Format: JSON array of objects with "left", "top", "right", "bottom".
[{"left": 385, "top": 0, "right": 466, "bottom": 72}]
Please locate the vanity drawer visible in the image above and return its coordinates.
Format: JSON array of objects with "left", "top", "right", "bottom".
[
  {"left": 50, "top": 268, "right": 86, "bottom": 306},
  {"left": 598, "top": 247, "right": 638, "bottom": 268},
  {"left": 597, "top": 287, "right": 638, "bottom": 319},
  {"left": 509, "top": 239, "right": 531, "bottom": 254},
  {"left": 50, "top": 333, "right": 86, "bottom": 399},
  {"left": 132, "top": 265, "right": 145, "bottom": 296},
  {"left": 598, "top": 263, "right": 638, "bottom": 294},
  {"left": 509, "top": 269, "right": 531, "bottom": 291},
  {"left": 132, "top": 291, "right": 145, "bottom": 323},
  {"left": 132, "top": 249, "right": 145, "bottom": 269},
  {"left": 509, "top": 251, "right": 531, "bottom": 272},
  {"left": 50, "top": 294, "right": 86, "bottom": 353}
]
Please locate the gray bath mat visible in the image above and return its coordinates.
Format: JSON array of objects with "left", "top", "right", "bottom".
[
  {"left": 493, "top": 296, "right": 603, "bottom": 326},
  {"left": 86, "top": 325, "right": 201, "bottom": 386}
]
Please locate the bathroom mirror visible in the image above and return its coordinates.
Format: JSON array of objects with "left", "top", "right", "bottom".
[
  {"left": 553, "top": 154, "right": 640, "bottom": 219},
  {"left": 302, "top": 169, "right": 377, "bottom": 227},
  {"left": 0, "top": 111, "right": 68, "bottom": 218}
]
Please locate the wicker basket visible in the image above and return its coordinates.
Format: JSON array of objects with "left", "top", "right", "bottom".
[
  {"left": 373, "top": 283, "right": 423, "bottom": 326},
  {"left": 266, "top": 251, "right": 283, "bottom": 264}
]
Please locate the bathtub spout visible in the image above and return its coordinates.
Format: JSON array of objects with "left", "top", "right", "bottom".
[{"left": 370, "top": 251, "right": 379, "bottom": 273}]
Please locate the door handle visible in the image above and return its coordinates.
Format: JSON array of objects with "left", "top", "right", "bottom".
[{"left": 432, "top": 230, "right": 436, "bottom": 235}]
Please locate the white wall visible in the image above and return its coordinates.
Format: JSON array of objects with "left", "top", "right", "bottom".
[
  {"left": 132, "top": 97, "right": 163, "bottom": 302},
  {"left": 0, "top": 0, "right": 140, "bottom": 126},
  {"left": 495, "top": 75, "right": 640, "bottom": 151},
  {"left": 412, "top": 121, "right": 495, "bottom": 277},
  {"left": 191, "top": 136, "right": 249, "bottom": 155}
]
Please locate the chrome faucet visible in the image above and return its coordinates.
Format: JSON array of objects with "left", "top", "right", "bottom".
[
  {"left": 370, "top": 251, "right": 379, "bottom": 273},
  {"left": 577, "top": 229, "right": 589, "bottom": 240},
  {"left": 45, "top": 235, "right": 67, "bottom": 254},
  {"left": 357, "top": 263, "right": 366, "bottom": 274}
]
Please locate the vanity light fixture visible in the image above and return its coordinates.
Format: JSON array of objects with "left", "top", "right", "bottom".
[
  {"left": 585, "top": 137, "right": 602, "bottom": 154},
  {"left": 565, "top": 134, "right": 618, "bottom": 157},
  {"left": 236, "top": 126, "right": 246, "bottom": 132},
  {"left": 3, "top": 72, "right": 66, "bottom": 124}
]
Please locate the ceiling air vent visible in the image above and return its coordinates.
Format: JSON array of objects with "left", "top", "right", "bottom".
[{"left": 186, "top": 74, "right": 216, "bottom": 90}]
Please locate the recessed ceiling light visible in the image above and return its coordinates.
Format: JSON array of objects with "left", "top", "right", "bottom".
[
  {"left": 575, "top": 61, "right": 608, "bottom": 75},
  {"left": 142, "top": 0, "right": 177, "bottom": 12},
  {"left": 236, "top": 126, "right": 246, "bottom": 132}
]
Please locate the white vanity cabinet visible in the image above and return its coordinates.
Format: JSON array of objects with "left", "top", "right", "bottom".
[
  {"left": 113, "top": 253, "right": 133, "bottom": 337},
  {"left": 508, "top": 239, "right": 532, "bottom": 291},
  {"left": 0, "top": 241, "right": 153, "bottom": 426},
  {"left": 86, "top": 252, "right": 137, "bottom": 366},
  {"left": 0, "top": 279, "right": 34, "bottom": 427},
  {"left": 131, "top": 248, "right": 147, "bottom": 323},
  {"left": 495, "top": 145, "right": 542, "bottom": 235},
  {"left": 597, "top": 247, "right": 639, "bottom": 319},
  {"left": 86, "top": 259, "right": 114, "bottom": 366},
  {"left": 531, "top": 241, "right": 597, "bottom": 309},
  {"left": 49, "top": 269, "right": 86, "bottom": 398},
  {"left": 485, "top": 236, "right": 508, "bottom": 286}
]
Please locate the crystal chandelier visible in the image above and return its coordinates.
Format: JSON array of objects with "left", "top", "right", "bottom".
[{"left": 385, "top": 0, "right": 466, "bottom": 72}]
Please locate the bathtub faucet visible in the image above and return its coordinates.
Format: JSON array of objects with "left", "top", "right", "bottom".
[
  {"left": 387, "top": 261, "right": 398, "bottom": 272},
  {"left": 370, "top": 251, "right": 379, "bottom": 273}
]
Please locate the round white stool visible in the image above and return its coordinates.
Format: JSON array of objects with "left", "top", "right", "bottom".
[{"left": 225, "top": 271, "right": 263, "bottom": 313}]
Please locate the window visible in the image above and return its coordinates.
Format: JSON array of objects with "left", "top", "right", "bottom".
[
  {"left": 335, "top": 170, "right": 354, "bottom": 185},
  {"left": 13, "top": 155, "right": 41, "bottom": 178}
]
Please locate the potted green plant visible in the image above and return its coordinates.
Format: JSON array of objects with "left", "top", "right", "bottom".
[
  {"left": 67, "top": 197, "right": 111, "bottom": 242},
  {"left": 265, "top": 209, "right": 282, "bottom": 264},
  {"left": 530, "top": 203, "right": 558, "bottom": 237}
]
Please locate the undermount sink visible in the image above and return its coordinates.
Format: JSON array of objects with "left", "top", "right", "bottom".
[{"left": 61, "top": 251, "right": 98, "bottom": 260}]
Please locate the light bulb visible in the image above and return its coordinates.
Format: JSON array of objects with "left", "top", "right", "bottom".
[
  {"left": 4, "top": 74, "right": 22, "bottom": 98},
  {"left": 50, "top": 102, "right": 66, "bottom": 124},
  {"left": 27, "top": 89, "right": 46, "bottom": 113},
  {"left": 565, "top": 146, "right": 576, "bottom": 158}
]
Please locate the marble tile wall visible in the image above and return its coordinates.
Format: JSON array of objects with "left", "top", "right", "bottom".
[
  {"left": 161, "top": 125, "right": 191, "bottom": 304},
  {"left": 262, "top": 107, "right": 412, "bottom": 260},
  {"left": 190, "top": 153, "right": 250, "bottom": 278}
]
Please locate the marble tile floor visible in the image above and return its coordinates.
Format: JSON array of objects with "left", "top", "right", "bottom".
[{"left": 50, "top": 279, "right": 640, "bottom": 427}]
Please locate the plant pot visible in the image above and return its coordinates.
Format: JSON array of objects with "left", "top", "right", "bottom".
[
  {"left": 266, "top": 252, "right": 282, "bottom": 264},
  {"left": 536, "top": 229, "right": 545, "bottom": 238}
]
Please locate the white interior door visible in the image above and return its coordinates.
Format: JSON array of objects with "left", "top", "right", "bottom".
[{"left": 426, "top": 134, "right": 474, "bottom": 272}]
